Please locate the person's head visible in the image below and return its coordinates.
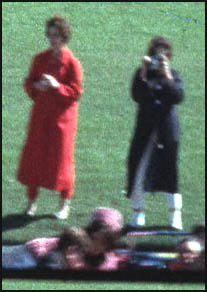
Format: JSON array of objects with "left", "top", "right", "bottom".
[
  {"left": 84, "top": 207, "right": 124, "bottom": 254},
  {"left": 147, "top": 36, "right": 173, "bottom": 60},
  {"left": 90, "top": 207, "right": 123, "bottom": 233},
  {"left": 46, "top": 16, "right": 71, "bottom": 50},
  {"left": 176, "top": 238, "right": 204, "bottom": 265},
  {"left": 59, "top": 208, "right": 124, "bottom": 268}
]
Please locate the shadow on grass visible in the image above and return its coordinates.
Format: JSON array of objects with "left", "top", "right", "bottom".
[
  {"left": 2, "top": 214, "right": 55, "bottom": 233},
  {"left": 3, "top": 268, "right": 205, "bottom": 283},
  {"left": 122, "top": 225, "right": 179, "bottom": 234}
]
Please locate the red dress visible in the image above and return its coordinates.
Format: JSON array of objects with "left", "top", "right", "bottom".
[{"left": 17, "top": 47, "right": 84, "bottom": 196}]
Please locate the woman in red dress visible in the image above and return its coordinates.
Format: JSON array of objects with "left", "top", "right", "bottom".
[{"left": 17, "top": 16, "right": 84, "bottom": 219}]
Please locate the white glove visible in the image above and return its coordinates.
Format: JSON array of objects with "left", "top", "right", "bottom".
[{"left": 42, "top": 74, "right": 60, "bottom": 89}]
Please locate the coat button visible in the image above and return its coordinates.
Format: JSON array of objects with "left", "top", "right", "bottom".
[{"left": 155, "top": 99, "right": 162, "bottom": 105}]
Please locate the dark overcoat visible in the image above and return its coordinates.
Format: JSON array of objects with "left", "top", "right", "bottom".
[{"left": 127, "top": 68, "right": 184, "bottom": 197}]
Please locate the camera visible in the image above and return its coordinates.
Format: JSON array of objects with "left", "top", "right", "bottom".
[
  {"left": 148, "top": 54, "right": 165, "bottom": 71},
  {"left": 144, "top": 54, "right": 165, "bottom": 80}
]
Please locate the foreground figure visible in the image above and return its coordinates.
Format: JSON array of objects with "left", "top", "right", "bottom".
[
  {"left": 127, "top": 36, "right": 184, "bottom": 230},
  {"left": 17, "top": 16, "right": 84, "bottom": 219},
  {"left": 2, "top": 221, "right": 205, "bottom": 274},
  {"left": 2, "top": 208, "right": 128, "bottom": 271}
]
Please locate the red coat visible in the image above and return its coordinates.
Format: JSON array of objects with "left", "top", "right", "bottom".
[{"left": 18, "top": 47, "right": 84, "bottom": 194}]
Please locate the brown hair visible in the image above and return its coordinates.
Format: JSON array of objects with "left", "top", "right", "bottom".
[
  {"left": 46, "top": 16, "right": 71, "bottom": 43},
  {"left": 147, "top": 36, "right": 173, "bottom": 59}
]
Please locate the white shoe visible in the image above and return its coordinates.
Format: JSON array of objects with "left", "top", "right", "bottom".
[
  {"left": 170, "top": 211, "right": 183, "bottom": 230},
  {"left": 129, "top": 212, "right": 145, "bottom": 228},
  {"left": 54, "top": 199, "right": 70, "bottom": 220},
  {"left": 54, "top": 207, "right": 70, "bottom": 220},
  {"left": 26, "top": 202, "right": 37, "bottom": 216}
]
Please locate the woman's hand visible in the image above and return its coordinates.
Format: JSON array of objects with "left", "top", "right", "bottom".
[
  {"left": 33, "top": 80, "right": 49, "bottom": 92},
  {"left": 140, "top": 55, "right": 173, "bottom": 81},
  {"left": 65, "top": 246, "right": 85, "bottom": 270},
  {"left": 160, "top": 55, "right": 173, "bottom": 80},
  {"left": 42, "top": 74, "right": 60, "bottom": 89},
  {"left": 33, "top": 74, "right": 60, "bottom": 91}
]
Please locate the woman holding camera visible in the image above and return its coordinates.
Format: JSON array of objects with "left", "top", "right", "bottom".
[
  {"left": 17, "top": 16, "right": 84, "bottom": 219},
  {"left": 127, "top": 37, "right": 184, "bottom": 230}
]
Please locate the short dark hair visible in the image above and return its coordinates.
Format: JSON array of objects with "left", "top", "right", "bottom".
[
  {"left": 46, "top": 16, "right": 71, "bottom": 43},
  {"left": 147, "top": 36, "right": 173, "bottom": 59}
]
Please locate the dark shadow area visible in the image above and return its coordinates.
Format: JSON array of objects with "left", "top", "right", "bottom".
[
  {"left": 2, "top": 214, "right": 56, "bottom": 232},
  {"left": 134, "top": 243, "right": 174, "bottom": 252},
  {"left": 123, "top": 224, "right": 191, "bottom": 233},
  {"left": 2, "top": 268, "right": 204, "bottom": 283},
  {"left": 2, "top": 239, "right": 26, "bottom": 246}
]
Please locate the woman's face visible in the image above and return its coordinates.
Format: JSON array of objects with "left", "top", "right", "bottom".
[
  {"left": 179, "top": 240, "right": 202, "bottom": 264},
  {"left": 47, "top": 26, "right": 63, "bottom": 50}
]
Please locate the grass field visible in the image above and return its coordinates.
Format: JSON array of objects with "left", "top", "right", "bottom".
[{"left": 2, "top": 2, "right": 205, "bottom": 290}]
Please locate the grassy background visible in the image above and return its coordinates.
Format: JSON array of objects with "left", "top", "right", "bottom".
[{"left": 2, "top": 2, "right": 205, "bottom": 290}]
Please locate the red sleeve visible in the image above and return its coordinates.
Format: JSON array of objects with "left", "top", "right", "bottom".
[
  {"left": 53, "top": 56, "right": 84, "bottom": 105},
  {"left": 23, "top": 56, "right": 40, "bottom": 102}
]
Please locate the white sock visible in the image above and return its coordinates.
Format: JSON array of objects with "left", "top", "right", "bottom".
[
  {"left": 166, "top": 193, "right": 183, "bottom": 229},
  {"left": 130, "top": 193, "right": 145, "bottom": 226},
  {"left": 60, "top": 199, "right": 71, "bottom": 210},
  {"left": 132, "top": 211, "right": 145, "bottom": 226},
  {"left": 28, "top": 199, "right": 37, "bottom": 206},
  {"left": 131, "top": 193, "right": 145, "bottom": 211},
  {"left": 166, "top": 193, "right": 182, "bottom": 210},
  {"left": 170, "top": 210, "right": 182, "bottom": 229}
]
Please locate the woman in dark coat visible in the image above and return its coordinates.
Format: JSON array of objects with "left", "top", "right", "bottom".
[{"left": 127, "top": 37, "right": 184, "bottom": 230}]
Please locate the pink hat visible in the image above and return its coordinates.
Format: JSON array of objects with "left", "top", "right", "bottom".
[{"left": 91, "top": 207, "right": 123, "bottom": 232}]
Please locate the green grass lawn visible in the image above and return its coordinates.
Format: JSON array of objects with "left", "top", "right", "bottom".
[
  {"left": 2, "top": 280, "right": 205, "bottom": 291},
  {"left": 2, "top": 2, "right": 205, "bottom": 290}
]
